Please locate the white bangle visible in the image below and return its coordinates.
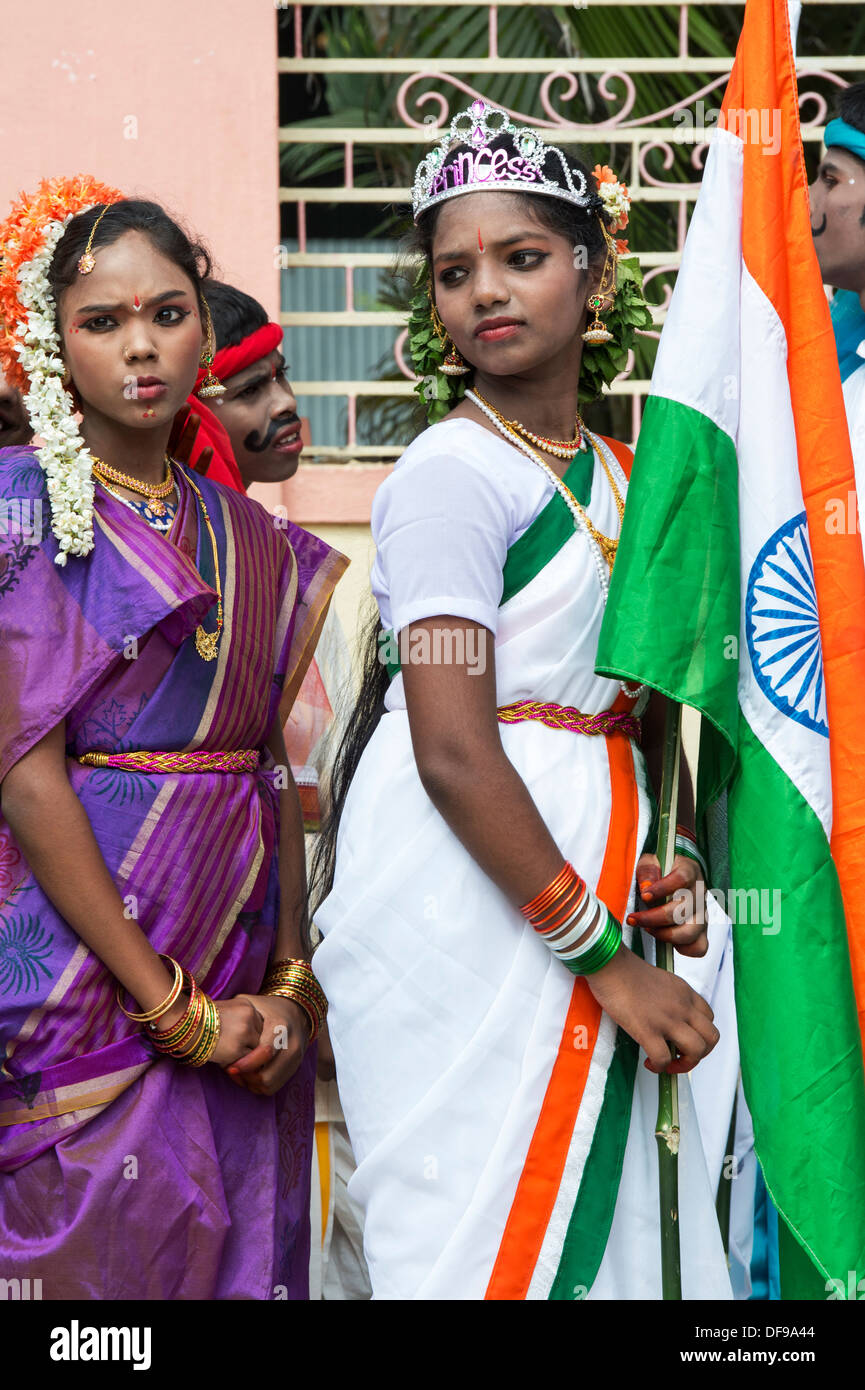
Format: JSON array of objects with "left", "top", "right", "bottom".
[{"left": 556, "top": 900, "right": 607, "bottom": 962}]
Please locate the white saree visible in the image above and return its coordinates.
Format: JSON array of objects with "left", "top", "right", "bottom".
[{"left": 314, "top": 419, "right": 735, "bottom": 1300}]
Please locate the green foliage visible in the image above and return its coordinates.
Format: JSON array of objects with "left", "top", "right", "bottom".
[
  {"left": 401, "top": 248, "right": 653, "bottom": 427},
  {"left": 283, "top": 4, "right": 856, "bottom": 448}
]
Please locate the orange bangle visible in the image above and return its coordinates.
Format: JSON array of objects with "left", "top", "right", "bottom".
[
  {"left": 535, "top": 884, "right": 589, "bottom": 934},
  {"left": 530, "top": 880, "right": 586, "bottom": 930},
  {"left": 520, "top": 862, "right": 576, "bottom": 918}
]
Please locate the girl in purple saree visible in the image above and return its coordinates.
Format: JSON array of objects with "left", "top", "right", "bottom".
[{"left": 0, "top": 180, "right": 347, "bottom": 1298}]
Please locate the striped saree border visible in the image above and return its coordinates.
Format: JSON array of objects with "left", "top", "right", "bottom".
[
  {"left": 0, "top": 1061, "right": 150, "bottom": 1128},
  {"left": 500, "top": 450, "right": 594, "bottom": 605},
  {"left": 485, "top": 732, "right": 641, "bottom": 1299},
  {"left": 499, "top": 434, "right": 632, "bottom": 607},
  {"left": 548, "top": 990, "right": 640, "bottom": 1298},
  {"left": 279, "top": 549, "right": 349, "bottom": 721}
]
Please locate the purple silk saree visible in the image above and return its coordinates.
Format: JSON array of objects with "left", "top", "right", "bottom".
[{"left": 0, "top": 446, "right": 348, "bottom": 1299}]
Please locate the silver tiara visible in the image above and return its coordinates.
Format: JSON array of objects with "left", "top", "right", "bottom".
[{"left": 412, "top": 100, "right": 593, "bottom": 221}]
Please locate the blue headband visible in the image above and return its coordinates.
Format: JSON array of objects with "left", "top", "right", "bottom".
[{"left": 824, "top": 117, "right": 865, "bottom": 167}]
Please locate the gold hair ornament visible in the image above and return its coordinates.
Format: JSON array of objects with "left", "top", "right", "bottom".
[{"left": 77, "top": 205, "right": 111, "bottom": 275}]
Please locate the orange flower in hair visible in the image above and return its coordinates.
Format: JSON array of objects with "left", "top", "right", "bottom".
[
  {"left": 0, "top": 175, "right": 123, "bottom": 565},
  {"left": 0, "top": 175, "right": 123, "bottom": 390},
  {"left": 591, "top": 163, "right": 630, "bottom": 234}
]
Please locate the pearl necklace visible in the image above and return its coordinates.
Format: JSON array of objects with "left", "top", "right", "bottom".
[
  {"left": 471, "top": 388, "right": 589, "bottom": 460},
  {"left": 466, "top": 389, "right": 644, "bottom": 700}
]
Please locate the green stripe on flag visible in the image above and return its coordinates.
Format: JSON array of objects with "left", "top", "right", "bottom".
[
  {"left": 596, "top": 395, "right": 740, "bottom": 806},
  {"left": 726, "top": 715, "right": 865, "bottom": 1297}
]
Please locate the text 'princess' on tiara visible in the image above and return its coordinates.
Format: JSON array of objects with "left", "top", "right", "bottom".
[{"left": 412, "top": 100, "right": 594, "bottom": 221}]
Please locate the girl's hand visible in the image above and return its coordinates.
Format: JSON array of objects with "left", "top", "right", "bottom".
[
  {"left": 627, "top": 851, "right": 709, "bottom": 959},
  {"left": 211, "top": 996, "right": 265, "bottom": 1068},
  {"left": 223, "top": 994, "right": 310, "bottom": 1095},
  {"left": 586, "top": 945, "right": 719, "bottom": 1074}
]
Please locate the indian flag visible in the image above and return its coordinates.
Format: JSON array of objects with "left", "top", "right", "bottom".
[{"left": 597, "top": 0, "right": 865, "bottom": 1297}]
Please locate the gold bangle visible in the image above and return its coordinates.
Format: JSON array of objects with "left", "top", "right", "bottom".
[
  {"left": 264, "top": 956, "right": 312, "bottom": 978},
  {"left": 179, "top": 994, "right": 221, "bottom": 1067},
  {"left": 116, "top": 954, "right": 184, "bottom": 1024},
  {"left": 150, "top": 977, "right": 203, "bottom": 1053},
  {"left": 266, "top": 984, "right": 325, "bottom": 1042}
]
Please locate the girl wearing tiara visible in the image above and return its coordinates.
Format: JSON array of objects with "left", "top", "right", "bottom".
[
  {"left": 312, "top": 105, "right": 733, "bottom": 1299},
  {"left": 0, "top": 179, "right": 346, "bottom": 1298}
]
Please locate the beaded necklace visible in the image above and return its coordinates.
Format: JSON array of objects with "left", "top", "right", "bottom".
[{"left": 99, "top": 481, "right": 178, "bottom": 533}]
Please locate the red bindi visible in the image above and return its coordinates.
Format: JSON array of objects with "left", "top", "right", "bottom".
[
  {"left": 132, "top": 294, "right": 142, "bottom": 312},
  {"left": 478, "top": 228, "right": 485, "bottom": 253}
]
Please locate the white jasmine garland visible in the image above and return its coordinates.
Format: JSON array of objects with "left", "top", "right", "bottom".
[
  {"left": 12, "top": 213, "right": 97, "bottom": 567},
  {"left": 596, "top": 178, "right": 630, "bottom": 231}
]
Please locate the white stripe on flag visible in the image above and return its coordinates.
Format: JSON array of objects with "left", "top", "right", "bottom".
[
  {"left": 650, "top": 128, "right": 743, "bottom": 443},
  {"left": 737, "top": 265, "right": 831, "bottom": 834}
]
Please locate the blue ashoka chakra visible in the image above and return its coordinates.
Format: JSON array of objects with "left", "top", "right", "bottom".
[{"left": 745, "top": 511, "right": 828, "bottom": 738}]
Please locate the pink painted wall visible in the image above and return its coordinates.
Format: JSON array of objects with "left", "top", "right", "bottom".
[{"left": 0, "top": 1, "right": 280, "bottom": 317}]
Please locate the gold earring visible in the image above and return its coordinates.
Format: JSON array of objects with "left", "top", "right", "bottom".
[
  {"left": 582, "top": 295, "right": 614, "bottom": 346},
  {"left": 197, "top": 299, "right": 225, "bottom": 399},
  {"left": 429, "top": 282, "right": 470, "bottom": 377},
  {"left": 582, "top": 223, "right": 617, "bottom": 346}
]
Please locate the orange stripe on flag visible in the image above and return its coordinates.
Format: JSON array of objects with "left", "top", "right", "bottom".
[
  {"left": 724, "top": 0, "right": 865, "bottom": 1043},
  {"left": 484, "top": 735, "right": 640, "bottom": 1299}
]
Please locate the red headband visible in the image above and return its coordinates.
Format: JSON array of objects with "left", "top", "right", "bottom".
[{"left": 194, "top": 321, "right": 283, "bottom": 394}]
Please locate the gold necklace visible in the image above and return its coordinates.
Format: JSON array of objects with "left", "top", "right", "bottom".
[
  {"left": 92, "top": 455, "right": 175, "bottom": 517},
  {"left": 96, "top": 475, "right": 177, "bottom": 526},
  {"left": 471, "top": 388, "right": 587, "bottom": 460},
  {"left": 173, "top": 463, "right": 223, "bottom": 661},
  {"left": 469, "top": 392, "right": 624, "bottom": 570}
]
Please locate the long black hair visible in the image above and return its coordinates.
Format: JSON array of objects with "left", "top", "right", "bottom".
[
  {"left": 310, "top": 139, "right": 606, "bottom": 912},
  {"left": 309, "top": 604, "right": 391, "bottom": 914},
  {"left": 48, "top": 200, "right": 213, "bottom": 321}
]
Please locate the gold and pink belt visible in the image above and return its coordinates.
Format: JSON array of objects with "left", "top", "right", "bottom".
[
  {"left": 496, "top": 701, "right": 640, "bottom": 741},
  {"left": 78, "top": 749, "right": 260, "bottom": 774}
]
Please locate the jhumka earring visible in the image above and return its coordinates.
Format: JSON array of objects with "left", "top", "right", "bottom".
[
  {"left": 429, "top": 282, "right": 470, "bottom": 376},
  {"left": 77, "top": 205, "right": 111, "bottom": 275},
  {"left": 197, "top": 299, "right": 226, "bottom": 399},
  {"left": 582, "top": 224, "right": 617, "bottom": 347}
]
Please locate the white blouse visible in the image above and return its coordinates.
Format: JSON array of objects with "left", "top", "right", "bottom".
[{"left": 371, "top": 416, "right": 565, "bottom": 639}]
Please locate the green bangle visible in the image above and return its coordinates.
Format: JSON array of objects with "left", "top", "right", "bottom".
[
  {"left": 566, "top": 909, "right": 623, "bottom": 976},
  {"left": 674, "top": 834, "right": 708, "bottom": 881}
]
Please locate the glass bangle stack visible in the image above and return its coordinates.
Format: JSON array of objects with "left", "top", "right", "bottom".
[
  {"left": 115, "top": 953, "right": 221, "bottom": 1067},
  {"left": 262, "top": 958, "right": 328, "bottom": 1042},
  {"left": 520, "top": 862, "right": 622, "bottom": 976}
]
